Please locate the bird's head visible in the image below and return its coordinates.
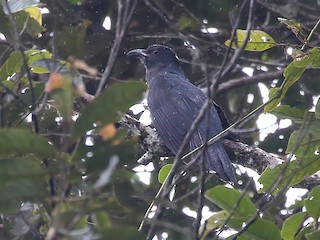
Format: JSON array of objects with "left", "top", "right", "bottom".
[{"left": 127, "top": 44, "right": 181, "bottom": 71}]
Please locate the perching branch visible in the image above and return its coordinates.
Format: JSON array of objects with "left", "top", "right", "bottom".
[{"left": 120, "top": 113, "right": 320, "bottom": 190}]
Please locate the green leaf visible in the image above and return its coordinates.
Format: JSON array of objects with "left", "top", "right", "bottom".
[
  {"left": 258, "top": 155, "right": 320, "bottom": 194},
  {"left": 207, "top": 214, "right": 281, "bottom": 240},
  {"left": 0, "top": 0, "right": 45, "bottom": 39},
  {"left": 295, "top": 226, "right": 315, "bottom": 240},
  {"left": 93, "top": 211, "right": 112, "bottom": 233},
  {"left": 204, "top": 211, "right": 279, "bottom": 240},
  {"left": 228, "top": 217, "right": 281, "bottom": 240},
  {"left": 281, "top": 212, "right": 307, "bottom": 240},
  {"left": 293, "top": 48, "right": 320, "bottom": 69},
  {"left": 225, "top": 29, "right": 276, "bottom": 52},
  {"left": 282, "top": 59, "right": 306, "bottom": 88},
  {"left": 286, "top": 128, "right": 320, "bottom": 157},
  {"left": 0, "top": 156, "right": 47, "bottom": 214},
  {"left": 271, "top": 105, "right": 308, "bottom": 124},
  {"left": 0, "top": 157, "right": 45, "bottom": 183},
  {"left": 205, "top": 186, "right": 256, "bottom": 218},
  {"left": 25, "top": 49, "right": 52, "bottom": 66},
  {"left": 30, "top": 57, "right": 69, "bottom": 73},
  {"left": 73, "top": 81, "right": 146, "bottom": 138},
  {"left": 265, "top": 59, "right": 306, "bottom": 112},
  {"left": 201, "top": 211, "right": 229, "bottom": 240},
  {"left": 0, "top": 129, "right": 55, "bottom": 158},
  {"left": 265, "top": 48, "right": 320, "bottom": 112},
  {"left": 264, "top": 87, "right": 282, "bottom": 112},
  {"left": 305, "top": 186, "right": 320, "bottom": 221},
  {"left": 158, "top": 164, "right": 173, "bottom": 184},
  {"left": 14, "top": 11, "right": 45, "bottom": 36},
  {"left": 0, "top": 3, "right": 46, "bottom": 37},
  {"left": 0, "top": 51, "right": 23, "bottom": 83},
  {"left": 306, "top": 230, "right": 320, "bottom": 240}
]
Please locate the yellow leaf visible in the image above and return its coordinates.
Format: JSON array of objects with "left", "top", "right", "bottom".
[
  {"left": 99, "top": 124, "right": 117, "bottom": 141},
  {"left": 225, "top": 29, "right": 276, "bottom": 52},
  {"left": 24, "top": 7, "right": 42, "bottom": 26},
  {"left": 45, "top": 72, "right": 65, "bottom": 93}
]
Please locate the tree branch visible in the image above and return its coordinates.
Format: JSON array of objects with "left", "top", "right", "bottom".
[
  {"left": 120, "top": 113, "right": 320, "bottom": 190},
  {"left": 216, "top": 70, "right": 284, "bottom": 93}
]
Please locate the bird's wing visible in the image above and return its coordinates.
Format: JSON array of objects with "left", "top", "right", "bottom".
[
  {"left": 147, "top": 72, "right": 210, "bottom": 154},
  {"left": 148, "top": 89, "right": 192, "bottom": 154}
]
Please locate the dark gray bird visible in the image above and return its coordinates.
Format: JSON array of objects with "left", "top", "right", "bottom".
[{"left": 127, "top": 44, "right": 236, "bottom": 182}]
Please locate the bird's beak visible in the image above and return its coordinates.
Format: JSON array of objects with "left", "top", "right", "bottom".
[{"left": 126, "top": 49, "right": 149, "bottom": 58}]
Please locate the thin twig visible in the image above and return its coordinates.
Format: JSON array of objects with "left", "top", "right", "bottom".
[
  {"left": 210, "top": 0, "right": 254, "bottom": 94},
  {"left": 216, "top": 70, "right": 284, "bottom": 93},
  {"left": 302, "top": 18, "right": 320, "bottom": 50},
  {"left": 95, "top": 0, "right": 137, "bottom": 95}
]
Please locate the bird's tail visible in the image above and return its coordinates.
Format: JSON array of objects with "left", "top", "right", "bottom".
[{"left": 204, "top": 141, "right": 236, "bottom": 182}]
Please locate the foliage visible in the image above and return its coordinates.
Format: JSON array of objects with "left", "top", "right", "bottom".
[
  {"left": 225, "top": 29, "right": 276, "bottom": 52},
  {"left": 0, "top": 0, "right": 320, "bottom": 239}
]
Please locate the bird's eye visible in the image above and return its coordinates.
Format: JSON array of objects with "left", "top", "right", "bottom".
[{"left": 153, "top": 50, "right": 158, "bottom": 54}]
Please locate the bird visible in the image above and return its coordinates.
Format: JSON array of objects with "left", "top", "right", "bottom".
[{"left": 127, "top": 44, "right": 236, "bottom": 182}]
